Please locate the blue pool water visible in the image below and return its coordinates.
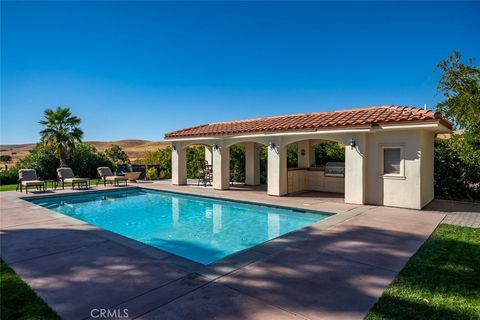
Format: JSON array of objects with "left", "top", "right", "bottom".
[{"left": 28, "top": 188, "right": 329, "bottom": 264}]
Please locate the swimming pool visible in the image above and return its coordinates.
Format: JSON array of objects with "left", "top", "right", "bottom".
[{"left": 28, "top": 188, "right": 329, "bottom": 264}]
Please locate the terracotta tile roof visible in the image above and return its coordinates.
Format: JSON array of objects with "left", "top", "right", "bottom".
[{"left": 165, "top": 106, "right": 452, "bottom": 139}]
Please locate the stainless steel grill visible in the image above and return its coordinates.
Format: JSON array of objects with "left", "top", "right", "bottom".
[{"left": 324, "top": 162, "right": 345, "bottom": 177}]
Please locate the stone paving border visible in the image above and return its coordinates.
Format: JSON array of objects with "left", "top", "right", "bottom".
[{"left": 425, "top": 199, "right": 480, "bottom": 228}]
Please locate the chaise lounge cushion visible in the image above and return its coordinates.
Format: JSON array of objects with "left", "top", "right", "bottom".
[
  {"left": 62, "top": 177, "right": 89, "bottom": 183},
  {"left": 21, "top": 180, "right": 44, "bottom": 186},
  {"left": 105, "top": 176, "right": 128, "bottom": 181},
  {"left": 97, "top": 167, "right": 127, "bottom": 181}
]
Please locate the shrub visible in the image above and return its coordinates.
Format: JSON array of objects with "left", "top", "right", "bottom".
[
  {"left": 287, "top": 145, "right": 298, "bottom": 168},
  {"left": 17, "top": 144, "right": 59, "bottom": 180},
  {"left": 67, "top": 143, "right": 114, "bottom": 178},
  {"left": 259, "top": 146, "right": 268, "bottom": 184},
  {"left": 15, "top": 143, "right": 113, "bottom": 180},
  {"left": 314, "top": 141, "right": 345, "bottom": 165},
  {"left": 230, "top": 145, "right": 245, "bottom": 182},
  {"left": 141, "top": 147, "right": 172, "bottom": 179},
  {"left": 434, "top": 134, "right": 480, "bottom": 201},
  {"left": 103, "top": 144, "right": 129, "bottom": 166},
  {"left": 0, "top": 168, "right": 19, "bottom": 185},
  {"left": 145, "top": 167, "right": 159, "bottom": 180},
  {"left": 156, "top": 147, "right": 172, "bottom": 179},
  {"left": 0, "top": 155, "right": 12, "bottom": 162},
  {"left": 186, "top": 146, "right": 205, "bottom": 179}
]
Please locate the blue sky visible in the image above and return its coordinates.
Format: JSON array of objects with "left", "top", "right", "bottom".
[{"left": 1, "top": 1, "right": 479, "bottom": 144}]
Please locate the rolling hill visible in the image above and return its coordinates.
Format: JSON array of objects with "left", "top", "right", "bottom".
[{"left": 0, "top": 140, "right": 170, "bottom": 166}]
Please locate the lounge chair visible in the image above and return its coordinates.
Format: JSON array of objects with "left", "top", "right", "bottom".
[
  {"left": 57, "top": 167, "right": 90, "bottom": 190},
  {"left": 96, "top": 167, "right": 128, "bottom": 186},
  {"left": 16, "top": 169, "right": 45, "bottom": 193}
]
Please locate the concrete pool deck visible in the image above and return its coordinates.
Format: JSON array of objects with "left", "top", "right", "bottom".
[{"left": 1, "top": 183, "right": 446, "bottom": 320}]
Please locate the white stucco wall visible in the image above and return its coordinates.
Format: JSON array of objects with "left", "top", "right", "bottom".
[
  {"left": 245, "top": 142, "right": 261, "bottom": 185},
  {"left": 212, "top": 141, "right": 230, "bottom": 190},
  {"left": 420, "top": 131, "right": 435, "bottom": 208},
  {"left": 268, "top": 137, "right": 288, "bottom": 196},
  {"left": 365, "top": 129, "right": 432, "bottom": 209},
  {"left": 204, "top": 146, "right": 213, "bottom": 164},
  {"left": 171, "top": 143, "right": 187, "bottom": 185},
  {"left": 345, "top": 132, "right": 367, "bottom": 204}
]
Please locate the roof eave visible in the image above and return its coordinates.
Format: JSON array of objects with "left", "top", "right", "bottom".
[{"left": 164, "top": 120, "right": 452, "bottom": 141}]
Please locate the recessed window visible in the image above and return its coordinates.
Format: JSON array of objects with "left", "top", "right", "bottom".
[{"left": 383, "top": 148, "right": 401, "bottom": 175}]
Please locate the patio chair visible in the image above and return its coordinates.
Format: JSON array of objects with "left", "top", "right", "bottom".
[
  {"left": 16, "top": 169, "right": 45, "bottom": 193},
  {"left": 96, "top": 167, "right": 128, "bottom": 187},
  {"left": 197, "top": 160, "right": 213, "bottom": 187},
  {"left": 56, "top": 167, "right": 90, "bottom": 190}
]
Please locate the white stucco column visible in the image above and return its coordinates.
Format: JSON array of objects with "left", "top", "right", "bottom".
[
  {"left": 212, "top": 142, "right": 230, "bottom": 190},
  {"left": 344, "top": 133, "right": 367, "bottom": 204},
  {"left": 268, "top": 138, "right": 287, "bottom": 196},
  {"left": 245, "top": 142, "right": 260, "bottom": 185},
  {"left": 205, "top": 146, "right": 213, "bottom": 164},
  {"left": 171, "top": 143, "right": 187, "bottom": 185},
  {"left": 297, "top": 140, "right": 312, "bottom": 168}
]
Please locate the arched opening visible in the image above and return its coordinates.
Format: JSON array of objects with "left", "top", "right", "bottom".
[
  {"left": 228, "top": 142, "right": 268, "bottom": 189},
  {"left": 285, "top": 139, "right": 345, "bottom": 196}
]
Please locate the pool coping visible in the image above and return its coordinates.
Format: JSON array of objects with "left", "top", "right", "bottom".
[
  {"left": 21, "top": 185, "right": 336, "bottom": 215},
  {"left": 16, "top": 186, "right": 359, "bottom": 278}
]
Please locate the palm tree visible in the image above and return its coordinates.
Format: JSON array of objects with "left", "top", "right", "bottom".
[{"left": 39, "top": 107, "right": 84, "bottom": 167}]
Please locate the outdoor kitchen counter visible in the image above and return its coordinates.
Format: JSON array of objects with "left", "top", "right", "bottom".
[{"left": 287, "top": 168, "right": 345, "bottom": 194}]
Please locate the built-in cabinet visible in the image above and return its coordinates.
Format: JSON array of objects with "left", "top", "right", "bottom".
[{"left": 287, "top": 169, "right": 344, "bottom": 194}]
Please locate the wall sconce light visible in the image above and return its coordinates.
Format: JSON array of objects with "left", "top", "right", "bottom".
[
  {"left": 268, "top": 142, "right": 275, "bottom": 150},
  {"left": 172, "top": 145, "right": 177, "bottom": 151},
  {"left": 300, "top": 149, "right": 306, "bottom": 156},
  {"left": 349, "top": 138, "right": 356, "bottom": 148},
  {"left": 213, "top": 144, "right": 219, "bottom": 151}
]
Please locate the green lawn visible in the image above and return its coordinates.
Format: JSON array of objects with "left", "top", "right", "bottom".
[
  {"left": 0, "top": 259, "right": 60, "bottom": 320},
  {"left": 0, "top": 179, "right": 101, "bottom": 192},
  {"left": 0, "top": 184, "right": 17, "bottom": 192},
  {"left": 365, "top": 224, "right": 480, "bottom": 320}
]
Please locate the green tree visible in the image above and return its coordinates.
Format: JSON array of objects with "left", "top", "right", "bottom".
[
  {"left": 434, "top": 137, "right": 479, "bottom": 200},
  {"left": 314, "top": 141, "right": 345, "bottom": 165},
  {"left": 142, "top": 147, "right": 172, "bottom": 179},
  {"left": 67, "top": 143, "right": 113, "bottom": 178},
  {"left": 230, "top": 145, "right": 245, "bottom": 182},
  {"left": 186, "top": 146, "right": 205, "bottom": 179},
  {"left": 103, "top": 144, "right": 129, "bottom": 165},
  {"left": 259, "top": 146, "right": 268, "bottom": 184},
  {"left": 38, "top": 107, "right": 83, "bottom": 167},
  {"left": 17, "top": 144, "right": 59, "bottom": 180},
  {"left": 287, "top": 145, "right": 298, "bottom": 168},
  {"left": 16, "top": 143, "right": 113, "bottom": 180},
  {"left": 0, "top": 155, "right": 12, "bottom": 162},
  {"left": 436, "top": 51, "right": 480, "bottom": 135},
  {"left": 434, "top": 51, "right": 480, "bottom": 200}
]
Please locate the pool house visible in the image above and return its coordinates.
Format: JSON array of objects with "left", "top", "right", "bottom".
[{"left": 165, "top": 106, "right": 452, "bottom": 210}]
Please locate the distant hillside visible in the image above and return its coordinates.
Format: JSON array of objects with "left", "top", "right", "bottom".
[{"left": 0, "top": 140, "right": 170, "bottom": 166}]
